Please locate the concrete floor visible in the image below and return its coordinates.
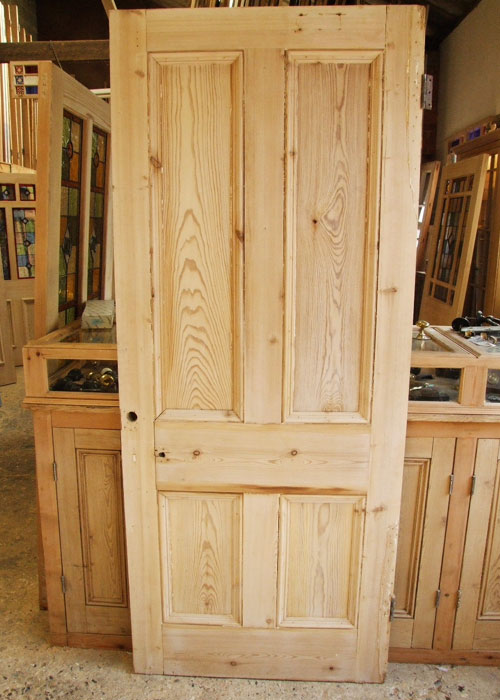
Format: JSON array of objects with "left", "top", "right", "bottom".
[{"left": 1, "top": 369, "right": 500, "bottom": 699}]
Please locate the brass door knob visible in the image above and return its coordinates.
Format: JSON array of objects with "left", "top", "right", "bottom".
[{"left": 416, "top": 319, "right": 430, "bottom": 340}]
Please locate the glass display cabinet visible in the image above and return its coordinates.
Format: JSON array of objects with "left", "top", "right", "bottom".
[
  {"left": 23, "top": 320, "right": 118, "bottom": 406},
  {"left": 440, "top": 325, "right": 500, "bottom": 407},
  {"left": 408, "top": 321, "right": 479, "bottom": 413}
]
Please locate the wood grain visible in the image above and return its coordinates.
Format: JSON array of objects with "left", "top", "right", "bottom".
[
  {"left": 244, "top": 48, "right": 284, "bottom": 424},
  {"left": 76, "top": 449, "right": 128, "bottom": 607},
  {"left": 161, "top": 625, "right": 358, "bottom": 681},
  {"left": 159, "top": 492, "right": 241, "bottom": 626},
  {"left": 153, "top": 54, "right": 242, "bottom": 414},
  {"left": 355, "top": 5, "right": 425, "bottom": 682},
  {"left": 110, "top": 9, "right": 163, "bottom": 673},
  {"left": 393, "top": 458, "right": 430, "bottom": 617},
  {"left": 242, "top": 494, "right": 279, "bottom": 628},
  {"left": 286, "top": 56, "right": 369, "bottom": 416},
  {"left": 478, "top": 448, "right": 500, "bottom": 618},
  {"left": 411, "top": 438, "right": 454, "bottom": 649},
  {"left": 54, "top": 428, "right": 131, "bottom": 636},
  {"left": 279, "top": 495, "right": 364, "bottom": 627},
  {"left": 433, "top": 438, "right": 476, "bottom": 650},
  {"left": 453, "top": 439, "right": 498, "bottom": 649}
]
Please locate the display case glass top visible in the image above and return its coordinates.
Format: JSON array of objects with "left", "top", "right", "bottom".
[{"left": 23, "top": 320, "right": 118, "bottom": 406}]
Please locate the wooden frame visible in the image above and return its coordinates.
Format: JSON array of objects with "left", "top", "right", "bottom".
[
  {"left": 0, "top": 170, "right": 36, "bottom": 365},
  {"left": 416, "top": 160, "right": 440, "bottom": 272},
  {"left": 35, "top": 61, "right": 112, "bottom": 338},
  {"left": 420, "top": 155, "right": 489, "bottom": 325},
  {"left": 453, "top": 130, "right": 500, "bottom": 318}
]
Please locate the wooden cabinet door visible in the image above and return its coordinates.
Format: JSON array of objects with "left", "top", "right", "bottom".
[
  {"left": 454, "top": 439, "right": 500, "bottom": 651},
  {"left": 390, "top": 437, "right": 454, "bottom": 650},
  {"left": 53, "top": 427, "right": 130, "bottom": 637},
  {"left": 111, "top": 6, "right": 424, "bottom": 681}
]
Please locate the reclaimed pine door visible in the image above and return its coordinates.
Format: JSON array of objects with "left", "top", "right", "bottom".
[{"left": 110, "top": 6, "right": 424, "bottom": 682}]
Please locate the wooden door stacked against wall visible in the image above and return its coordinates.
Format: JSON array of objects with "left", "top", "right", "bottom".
[{"left": 110, "top": 7, "right": 424, "bottom": 682}]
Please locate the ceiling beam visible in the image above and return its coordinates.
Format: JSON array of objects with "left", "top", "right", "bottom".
[{"left": 0, "top": 40, "right": 109, "bottom": 63}]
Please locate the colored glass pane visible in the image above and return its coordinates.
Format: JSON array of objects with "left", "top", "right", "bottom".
[
  {"left": 59, "top": 111, "right": 83, "bottom": 326},
  {"left": 19, "top": 184, "right": 36, "bottom": 201},
  {"left": 87, "top": 127, "right": 108, "bottom": 300},
  {"left": 0, "top": 208, "right": 10, "bottom": 280},
  {"left": 13, "top": 208, "right": 35, "bottom": 279},
  {"left": 0, "top": 184, "right": 15, "bottom": 201}
]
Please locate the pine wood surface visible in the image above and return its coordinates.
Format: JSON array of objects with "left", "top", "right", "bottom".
[
  {"left": 286, "top": 56, "right": 369, "bottom": 416},
  {"left": 54, "top": 427, "right": 130, "bottom": 636},
  {"left": 110, "top": 9, "right": 163, "bottom": 674},
  {"left": 353, "top": 5, "right": 424, "bottom": 682},
  {"left": 152, "top": 54, "right": 241, "bottom": 415},
  {"left": 390, "top": 438, "right": 454, "bottom": 650},
  {"left": 111, "top": 5, "right": 425, "bottom": 681},
  {"left": 244, "top": 48, "right": 284, "bottom": 425}
]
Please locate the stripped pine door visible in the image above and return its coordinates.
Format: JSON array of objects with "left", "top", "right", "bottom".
[{"left": 110, "top": 7, "right": 424, "bottom": 681}]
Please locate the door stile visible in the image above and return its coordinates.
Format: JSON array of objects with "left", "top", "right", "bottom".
[
  {"left": 354, "top": 6, "right": 425, "bottom": 682},
  {"left": 244, "top": 48, "right": 285, "bottom": 425},
  {"left": 110, "top": 10, "right": 163, "bottom": 674}
]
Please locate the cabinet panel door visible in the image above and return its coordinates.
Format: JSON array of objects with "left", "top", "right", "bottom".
[
  {"left": 111, "top": 6, "right": 424, "bottom": 681},
  {"left": 53, "top": 427, "right": 130, "bottom": 636},
  {"left": 390, "top": 438, "right": 454, "bottom": 649},
  {"left": 454, "top": 439, "right": 500, "bottom": 650}
]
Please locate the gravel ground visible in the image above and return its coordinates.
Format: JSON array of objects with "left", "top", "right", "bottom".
[{"left": 1, "top": 369, "right": 500, "bottom": 699}]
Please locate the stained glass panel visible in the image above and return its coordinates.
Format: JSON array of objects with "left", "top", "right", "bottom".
[
  {"left": 19, "top": 184, "right": 36, "bottom": 201},
  {"left": 13, "top": 208, "right": 35, "bottom": 278},
  {"left": 59, "top": 111, "right": 83, "bottom": 326},
  {"left": 87, "top": 127, "right": 108, "bottom": 299},
  {"left": 0, "top": 184, "right": 15, "bottom": 201},
  {"left": 0, "top": 208, "right": 10, "bottom": 280}
]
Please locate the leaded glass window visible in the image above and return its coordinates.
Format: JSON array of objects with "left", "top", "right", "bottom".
[
  {"left": 0, "top": 208, "right": 10, "bottom": 280},
  {"left": 87, "top": 127, "right": 108, "bottom": 299},
  {"left": 13, "top": 208, "right": 35, "bottom": 278},
  {"left": 0, "top": 184, "right": 15, "bottom": 201},
  {"left": 19, "top": 184, "right": 36, "bottom": 201},
  {"left": 59, "top": 111, "right": 83, "bottom": 327}
]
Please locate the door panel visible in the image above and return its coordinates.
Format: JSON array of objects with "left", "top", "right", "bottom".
[
  {"left": 152, "top": 53, "right": 243, "bottom": 419},
  {"left": 285, "top": 53, "right": 377, "bottom": 420},
  {"left": 278, "top": 495, "right": 365, "bottom": 628},
  {"left": 159, "top": 492, "right": 241, "bottom": 626},
  {"left": 111, "top": 6, "right": 424, "bottom": 680},
  {"left": 54, "top": 427, "right": 130, "bottom": 636}
]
